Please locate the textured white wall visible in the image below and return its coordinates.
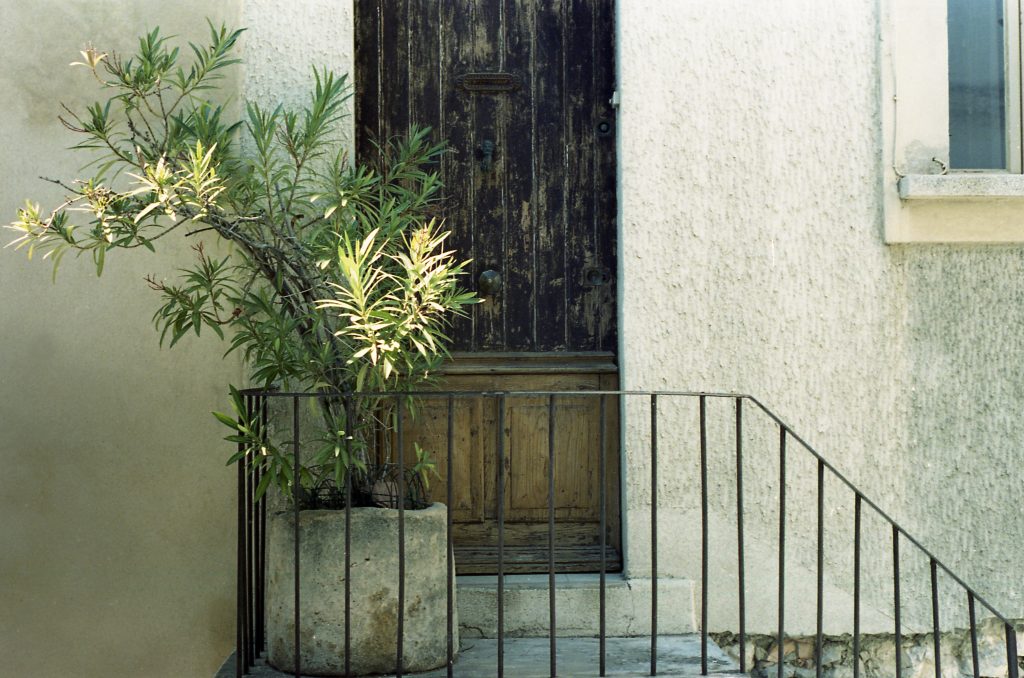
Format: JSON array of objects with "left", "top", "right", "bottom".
[
  {"left": 617, "top": 0, "right": 1024, "bottom": 634},
  {"left": 242, "top": 0, "right": 356, "bottom": 158}
]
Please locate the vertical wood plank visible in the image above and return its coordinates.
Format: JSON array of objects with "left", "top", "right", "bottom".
[
  {"left": 508, "top": 397, "right": 548, "bottom": 510},
  {"left": 399, "top": 397, "right": 483, "bottom": 522},
  {"left": 506, "top": 391, "right": 599, "bottom": 520},
  {"left": 533, "top": 0, "right": 568, "bottom": 350},
  {"left": 441, "top": 0, "right": 477, "bottom": 350},
  {"left": 592, "top": 0, "right": 617, "bottom": 351},
  {"left": 354, "top": 0, "right": 382, "bottom": 164},
  {"left": 553, "top": 396, "right": 599, "bottom": 515},
  {"left": 483, "top": 390, "right": 501, "bottom": 520},
  {"left": 473, "top": 0, "right": 508, "bottom": 350},
  {"left": 565, "top": 0, "right": 598, "bottom": 350},
  {"left": 503, "top": 0, "right": 538, "bottom": 350},
  {"left": 380, "top": 0, "right": 411, "bottom": 139},
  {"left": 407, "top": 0, "right": 443, "bottom": 146},
  {"left": 599, "top": 372, "right": 622, "bottom": 553}
]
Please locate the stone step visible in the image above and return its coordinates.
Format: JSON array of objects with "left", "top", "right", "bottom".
[
  {"left": 217, "top": 634, "right": 745, "bottom": 677},
  {"left": 457, "top": 574, "right": 697, "bottom": 639}
]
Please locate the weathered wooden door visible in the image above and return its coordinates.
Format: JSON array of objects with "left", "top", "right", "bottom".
[{"left": 356, "top": 0, "right": 619, "bottom": 573}]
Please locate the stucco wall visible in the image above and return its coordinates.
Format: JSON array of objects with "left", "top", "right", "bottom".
[
  {"left": 0, "top": 3, "right": 243, "bottom": 676},
  {"left": 617, "top": 0, "right": 1024, "bottom": 635},
  {"left": 241, "top": 0, "right": 355, "bottom": 154}
]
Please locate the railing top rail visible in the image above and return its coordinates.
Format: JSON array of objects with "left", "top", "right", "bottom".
[
  {"left": 235, "top": 387, "right": 751, "bottom": 398},
  {"left": 234, "top": 386, "right": 1016, "bottom": 627}
]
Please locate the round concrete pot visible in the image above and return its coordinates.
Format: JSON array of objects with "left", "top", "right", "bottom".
[{"left": 266, "top": 503, "right": 457, "bottom": 676}]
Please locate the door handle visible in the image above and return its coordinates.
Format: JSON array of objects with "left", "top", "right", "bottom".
[{"left": 478, "top": 269, "right": 502, "bottom": 296}]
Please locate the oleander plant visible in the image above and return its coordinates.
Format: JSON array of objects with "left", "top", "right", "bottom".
[{"left": 7, "top": 23, "right": 477, "bottom": 507}]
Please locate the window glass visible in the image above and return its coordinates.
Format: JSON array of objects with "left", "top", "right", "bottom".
[{"left": 948, "top": 0, "right": 1007, "bottom": 169}]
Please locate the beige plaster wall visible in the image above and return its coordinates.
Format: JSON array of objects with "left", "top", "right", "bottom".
[
  {"left": 0, "top": 3, "right": 244, "bottom": 676},
  {"left": 617, "top": 0, "right": 1024, "bottom": 635},
  {"left": 0, "top": 2, "right": 358, "bottom": 675}
]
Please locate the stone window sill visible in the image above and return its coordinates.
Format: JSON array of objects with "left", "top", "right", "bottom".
[
  {"left": 886, "top": 174, "right": 1024, "bottom": 243},
  {"left": 898, "top": 174, "right": 1024, "bottom": 201}
]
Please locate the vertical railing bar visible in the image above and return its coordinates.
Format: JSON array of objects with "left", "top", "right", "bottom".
[
  {"left": 778, "top": 425, "right": 786, "bottom": 678},
  {"left": 252, "top": 430, "right": 259, "bottom": 662},
  {"left": 247, "top": 394, "right": 255, "bottom": 667},
  {"left": 345, "top": 395, "right": 354, "bottom": 678},
  {"left": 599, "top": 393, "right": 608, "bottom": 677},
  {"left": 260, "top": 396, "right": 269, "bottom": 653},
  {"left": 699, "top": 395, "right": 708, "bottom": 676},
  {"left": 815, "top": 459, "right": 824, "bottom": 678},
  {"left": 735, "top": 398, "right": 746, "bottom": 674},
  {"left": 292, "top": 395, "right": 301, "bottom": 678},
  {"left": 256, "top": 395, "right": 266, "bottom": 654},
  {"left": 497, "top": 393, "right": 506, "bottom": 678},
  {"left": 236, "top": 394, "right": 246, "bottom": 678},
  {"left": 446, "top": 395, "right": 455, "bottom": 678},
  {"left": 651, "top": 393, "right": 658, "bottom": 676},
  {"left": 247, "top": 395, "right": 255, "bottom": 671},
  {"left": 548, "top": 394, "right": 557, "bottom": 678},
  {"left": 1006, "top": 621, "right": 1019, "bottom": 678},
  {"left": 931, "top": 557, "right": 941, "bottom": 678},
  {"left": 396, "top": 396, "right": 406, "bottom": 678},
  {"left": 968, "top": 591, "right": 979, "bottom": 678},
  {"left": 244, "top": 395, "right": 254, "bottom": 670},
  {"left": 893, "top": 527, "right": 902, "bottom": 678},
  {"left": 853, "top": 494, "right": 862, "bottom": 678},
  {"left": 252, "top": 418, "right": 261, "bottom": 657}
]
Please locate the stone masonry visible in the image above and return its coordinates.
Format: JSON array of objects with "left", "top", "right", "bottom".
[{"left": 713, "top": 619, "right": 1023, "bottom": 678}]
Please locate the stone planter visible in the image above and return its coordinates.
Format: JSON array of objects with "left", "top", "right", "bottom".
[{"left": 266, "top": 503, "right": 457, "bottom": 676}]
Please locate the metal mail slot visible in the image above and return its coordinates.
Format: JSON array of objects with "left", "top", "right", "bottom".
[{"left": 455, "top": 72, "right": 522, "bottom": 93}]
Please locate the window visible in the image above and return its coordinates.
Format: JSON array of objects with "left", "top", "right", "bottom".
[
  {"left": 883, "top": 0, "right": 1024, "bottom": 242},
  {"left": 947, "top": 0, "right": 1021, "bottom": 172}
]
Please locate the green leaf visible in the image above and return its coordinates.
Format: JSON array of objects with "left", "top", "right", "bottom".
[
  {"left": 212, "top": 410, "right": 240, "bottom": 428},
  {"left": 255, "top": 470, "right": 273, "bottom": 501},
  {"left": 134, "top": 201, "right": 163, "bottom": 224},
  {"left": 225, "top": 448, "right": 249, "bottom": 465},
  {"left": 94, "top": 246, "right": 106, "bottom": 277}
]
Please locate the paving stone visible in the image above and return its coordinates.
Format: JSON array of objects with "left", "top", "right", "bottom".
[{"left": 216, "top": 634, "right": 745, "bottom": 677}]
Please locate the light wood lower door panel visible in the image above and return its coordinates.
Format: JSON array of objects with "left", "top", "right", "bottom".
[{"left": 398, "top": 353, "right": 621, "bottom": 574}]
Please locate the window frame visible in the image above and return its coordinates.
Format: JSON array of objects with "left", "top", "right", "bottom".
[
  {"left": 883, "top": 0, "right": 1024, "bottom": 243},
  {"left": 1004, "top": 0, "right": 1022, "bottom": 172},
  {"left": 946, "top": 0, "right": 1023, "bottom": 174}
]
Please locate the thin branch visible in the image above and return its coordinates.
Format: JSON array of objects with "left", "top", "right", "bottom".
[
  {"left": 185, "top": 225, "right": 218, "bottom": 237},
  {"left": 125, "top": 110, "right": 156, "bottom": 150},
  {"left": 155, "top": 85, "right": 172, "bottom": 143},
  {"left": 132, "top": 97, "right": 162, "bottom": 148},
  {"left": 39, "top": 177, "right": 82, "bottom": 195}
]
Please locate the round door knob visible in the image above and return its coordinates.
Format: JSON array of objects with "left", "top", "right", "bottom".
[{"left": 478, "top": 269, "right": 502, "bottom": 296}]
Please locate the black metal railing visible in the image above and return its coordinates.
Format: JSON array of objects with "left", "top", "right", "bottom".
[{"left": 232, "top": 389, "right": 1021, "bottom": 678}]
